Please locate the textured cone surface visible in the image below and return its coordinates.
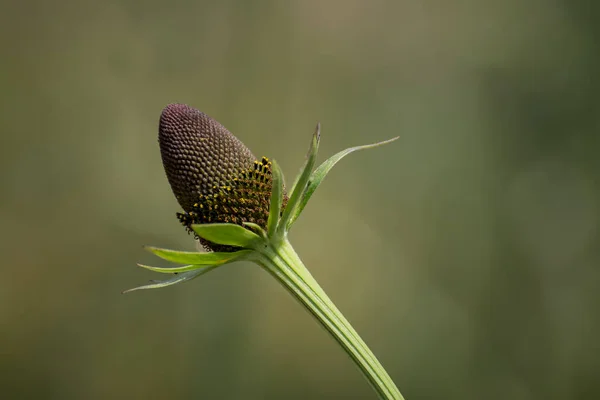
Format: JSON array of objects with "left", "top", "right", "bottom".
[
  {"left": 158, "top": 104, "right": 281, "bottom": 251},
  {"left": 159, "top": 104, "right": 256, "bottom": 212}
]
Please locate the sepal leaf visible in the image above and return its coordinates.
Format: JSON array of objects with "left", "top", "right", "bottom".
[
  {"left": 287, "top": 136, "right": 399, "bottom": 228},
  {"left": 145, "top": 246, "right": 253, "bottom": 265},
  {"left": 192, "top": 223, "right": 262, "bottom": 249},
  {"left": 279, "top": 123, "right": 320, "bottom": 233},
  {"left": 136, "top": 263, "right": 210, "bottom": 274},
  {"left": 122, "top": 266, "right": 218, "bottom": 293},
  {"left": 242, "top": 222, "right": 268, "bottom": 239},
  {"left": 267, "top": 159, "right": 284, "bottom": 236}
]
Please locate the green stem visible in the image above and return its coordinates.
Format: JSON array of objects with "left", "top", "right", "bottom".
[{"left": 255, "top": 238, "right": 404, "bottom": 400}]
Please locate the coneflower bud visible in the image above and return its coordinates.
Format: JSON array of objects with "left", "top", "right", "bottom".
[{"left": 158, "top": 104, "right": 282, "bottom": 251}]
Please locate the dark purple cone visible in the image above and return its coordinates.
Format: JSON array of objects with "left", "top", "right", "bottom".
[
  {"left": 159, "top": 104, "right": 256, "bottom": 212},
  {"left": 158, "top": 104, "right": 278, "bottom": 251}
]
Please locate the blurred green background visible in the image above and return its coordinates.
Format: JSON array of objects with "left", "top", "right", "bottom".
[{"left": 1, "top": 0, "right": 599, "bottom": 399}]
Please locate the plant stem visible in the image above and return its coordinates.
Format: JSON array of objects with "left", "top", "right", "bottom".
[{"left": 255, "top": 239, "right": 404, "bottom": 400}]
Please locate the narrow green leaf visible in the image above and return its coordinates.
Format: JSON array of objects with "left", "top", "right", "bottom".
[
  {"left": 145, "top": 246, "right": 252, "bottom": 265},
  {"left": 267, "top": 159, "right": 284, "bottom": 237},
  {"left": 279, "top": 123, "right": 320, "bottom": 233},
  {"left": 122, "top": 266, "right": 218, "bottom": 293},
  {"left": 242, "top": 222, "right": 268, "bottom": 239},
  {"left": 192, "top": 223, "right": 262, "bottom": 249},
  {"left": 137, "top": 255, "right": 248, "bottom": 274},
  {"left": 289, "top": 123, "right": 321, "bottom": 196},
  {"left": 287, "top": 136, "right": 399, "bottom": 228},
  {"left": 137, "top": 263, "right": 205, "bottom": 273}
]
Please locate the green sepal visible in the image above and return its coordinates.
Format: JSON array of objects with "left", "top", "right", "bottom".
[
  {"left": 122, "top": 266, "right": 218, "bottom": 293},
  {"left": 267, "top": 159, "right": 284, "bottom": 236},
  {"left": 279, "top": 123, "right": 320, "bottom": 233},
  {"left": 192, "top": 223, "right": 262, "bottom": 249},
  {"left": 137, "top": 263, "right": 210, "bottom": 274},
  {"left": 287, "top": 136, "right": 399, "bottom": 228},
  {"left": 242, "top": 222, "right": 268, "bottom": 240},
  {"left": 144, "top": 246, "right": 253, "bottom": 265}
]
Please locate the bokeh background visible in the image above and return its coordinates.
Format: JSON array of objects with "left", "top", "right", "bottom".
[{"left": 1, "top": 0, "right": 599, "bottom": 399}]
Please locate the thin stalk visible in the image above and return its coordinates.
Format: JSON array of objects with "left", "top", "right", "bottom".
[
  {"left": 277, "top": 240, "right": 399, "bottom": 394},
  {"left": 255, "top": 239, "right": 404, "bottom": 400}
]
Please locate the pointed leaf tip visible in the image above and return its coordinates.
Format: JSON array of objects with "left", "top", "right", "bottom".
[
  {"left": 280, "top": 124, "right": 321, "bottom": 232},
  {"left": 122, "top": 266, "right": 219, "bottom": 293},
  {"left": 287, "top": 136, "right": 399, "bottom": 227},
  {"left": 137, "top": 263, "right": 217, "bottom": 274}
]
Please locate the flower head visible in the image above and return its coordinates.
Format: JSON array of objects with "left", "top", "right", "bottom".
[
  {"left": 131, "top": 102, "right": 397, "bottom": 290},
  {"left": 159, "top": 104, "right": 281, "bottom": 251},
  {"left": 129, "top": 104, "right": 404, "bottom": 400}
]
